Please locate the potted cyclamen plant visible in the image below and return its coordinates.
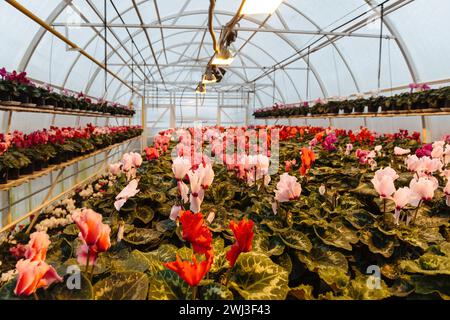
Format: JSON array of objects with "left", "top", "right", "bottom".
[
  {"left": 0, "top": 133, "right": 12, "bottom": 183},
  {"left": 367, "top": 96, "right": 383, "bottom": 113},
  {"left": 11, "top": 131, "right": 35, "bottom": 175},
  {"left": 3, "top": 148, "right": 31, "bottom": 180},
  {"left": 298, "top": 102, "right": 309, "bottom": 116},
  {"left": 0, "top": 69, "right": 33, "bottom": 106},
  {"left": 339, "top": 100, "right": 353, "bottom": 114},
  {"left": 433, "top": 86, "right": 450, "bottom": 111},
  {"left": 353, "top": 98, "right": 366, "bottom": 114}
]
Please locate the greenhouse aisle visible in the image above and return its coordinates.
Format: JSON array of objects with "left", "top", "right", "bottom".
[{"left": 0, "top": 0, "right": 449, "bottom": 309}]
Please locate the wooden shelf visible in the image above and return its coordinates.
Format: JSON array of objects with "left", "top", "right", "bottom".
[
  {"left": 0, "top": 135, "right": 141, "bottom": 191},
  {"left": 257, "top": 110, "right": 450, "bottom": 120},
  {"left": 0, "top": 103, "right": 132, "bottom": 119}
]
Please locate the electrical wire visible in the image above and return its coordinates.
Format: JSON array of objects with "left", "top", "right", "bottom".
[
  {"left": 250, "top": 0, "right": 392, "bottom": 83},
  {"left": 109, "top": 0, "right": 155, "bottom": 84}
]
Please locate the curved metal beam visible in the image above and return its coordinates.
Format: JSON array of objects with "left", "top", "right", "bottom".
[
  {"left": 112, "top": 43, "right": 286, "bottom": 104},
  {"left": 283, "top": 2, "right": 361, "bottom": 93},
  {"left": 94, "top": 30, "right": 298, "bottom": 104},
  {"left": 80, "top": 9, "right": 328, "bottom": 98},
  {"left": 18, "top": 1, "right": 68, "bottom": 71},
  {"left": 363, "top": 0, "right": 419, "bottom": 82}
]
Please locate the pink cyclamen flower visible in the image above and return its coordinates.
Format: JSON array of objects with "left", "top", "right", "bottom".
[
  {"left": 24, "top": 231, "right": 51, "bottom": 262},
  {"left": 284, "top": 159, "right": 296, "bottom": 172},
  {"left": 431, "top": 145, "right": 444, "bottom": 159},
  {"left": 391, "top": 187, "right": 412, "bottom": 225},
  {"left": 170, "top": 205, "right": 182, "bottom": 221},
  {"left": 371, "top": 167, "right": 398, "bottom": 198},
  {"left": 114, "top": 179, "right": 140, "bottom": 211},
  {"left": 444, "top": 180, "right": 450, "bottom": 207},
  {"left": 274, "top": 173, "right": 302, "bottom": 202},
  {"left": 394, "top": 147, "right": 411, "bottom": 156},
  {"left": 371, "top": 175, "right": 396, "bottom": 199},
  {"left": 199, "top": 163, "right": 214, "bottom": 189},
  {"left": 172, "top": 156, "right": 191, "bottom": 181},
  {"left": 374, "top": 167, "right": 399, "bottom": 181},
  {"left": 14, "top": 259, "right": 63, "bottom": 296},
  {"left": 120, "top": 153, "right": 134, "bottom": 172},
  {"left": 76, "top": 244, "right": 98, "bottom": 266},
  {"left": 109, "top": 163, "right": 122, "bottom": 175},
  {"left": 345, "top": 143, "right": 353, "bottom": 155},
  {"left": 130, "top": 152, "right": 143, "bottom": 168},
  {"left": 405, "top": 155, "right": 421, "bottom": 172},
  {"left": 409, "top": 177, "right": 437, "bottom": 205},
  {"left": 188, "top": 169, "right": 205, "bottom": 213},
  {"left": 178, "top": 181, "right": 189, "bottom": 203},
  {"left": 419, "top": 157, "right": 443, "bottom": 175}
]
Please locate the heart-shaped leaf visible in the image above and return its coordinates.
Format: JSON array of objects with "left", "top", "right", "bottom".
[
  {"left": 93, "top": 271, "right": 149, "bottom": 300},
  {"left": 230, "top": 252, "right": 289, "bottom": 300}
]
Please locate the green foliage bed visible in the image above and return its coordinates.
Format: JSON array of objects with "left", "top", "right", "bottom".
[{"left": 0, "top": 128, "right": 449, "bottom": 300}]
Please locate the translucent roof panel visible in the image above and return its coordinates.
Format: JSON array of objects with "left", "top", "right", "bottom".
[{"left": 0, "top": 0, "right": 448, "bottom": 110}]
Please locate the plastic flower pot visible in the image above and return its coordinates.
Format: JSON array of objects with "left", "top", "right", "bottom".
[
  {"left": 20, "top": 163, "right": 34, "bottom": 175},
  {"left": 17, "top": 92, "right": 29, "bottom": 104},
  {"left": 341, "top": 105, "right": 353, "bottom": 114},
  {"left": 59, "top": 152, "right": 69, "bottom": 162},
  {"left": 34, "top": 161, "right": 43, "bottom": 171},
  {"left": 353, "top": 105, "right": 364, "bottom": 114},
  {"left": 367, "top": 103, "right": 379, "bottom": 113},
  {"left": 327, "top": 105, "right": 339, "bottom": 115},
  {"left": 41, "top": 160, "right": 49, "bottom": 169},
  {"left": 0, "top": 90, "right": 10, "bottom": 102},
  {"left": 0, "top": 168, "right": 8, "bottom": 184},
  {"left": 8, "top": 168, "right": 20, "bottom": 180},
  {"left": 32, "top": 96, "right": 46, "bottom": 106},
  {"left": 49, "top": 154, "right": 62, "bottom": 165}
]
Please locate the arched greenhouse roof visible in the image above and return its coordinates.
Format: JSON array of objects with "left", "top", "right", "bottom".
[{"left": 1, "top": 0, "right": 449, "bottom": 108}]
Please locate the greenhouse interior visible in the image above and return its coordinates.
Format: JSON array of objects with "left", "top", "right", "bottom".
[{"left": 0, "top": 0, "right": 449, "bottom": 303}]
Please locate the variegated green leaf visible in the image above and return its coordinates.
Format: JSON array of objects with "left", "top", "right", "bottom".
[
  {"left": 230, "top": 252, "right": 289, "bottom": 300},
  {"left": 93, "top": 272, "right": 149, "bottom": 300}
]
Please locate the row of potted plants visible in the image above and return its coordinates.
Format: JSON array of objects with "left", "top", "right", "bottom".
[
  {"left": 254, "top": 84, "right": 450, "bottom": 118},
  {"left": 0, "top": 68, "right": 135, "bottom": 117},
  {"left": 0, "top": 124, "right": 143, "bottom": 184},
  {"left": 1, "top": 125, "right": 448, "bottom": 300}
]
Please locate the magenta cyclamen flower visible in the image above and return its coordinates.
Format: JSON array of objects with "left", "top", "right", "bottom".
[
  {"left": 323, "top": 134, "right": 338, "bottom": 151},
  {"left": 0, "top": 67, "right": 7, "bottom": 79},
  {"left": 415, "top": 144, "right": 433, "bottom": 158}
]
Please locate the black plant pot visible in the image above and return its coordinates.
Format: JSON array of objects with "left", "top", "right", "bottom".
[
  {"left": 20, "top": 163, "right": 34, "bottom": 175},
  {"left": 0, "top": 91, "right": 10, "bottom": 102},
  {"left": 60, "top": 153, "right": 69, "bottom": 162},
  {"left": 8, "top": 168, "right": 20, "bottom": 180},
  {"left": 328, "top": 106, "right": 339, "bottom": 115},
  {"left": 17, "top": 92, "right": 29, "bottom": 104},
  {"left": 34, "top": 161, "right": 43, "bottom": 171},
  {"left": 381, "top": 105, "right": 391, "bottom": 113},
  {"left": 394, "top": 103, "right": 408, "bottom": 112},
  {"left": 32, "top": 97, "right": 46, "bottom": 106},
  {"left": 342, "top": 107, "right": 353, "bottom": 114},
  {"left": 0, "top": 169, "right": 8, "bottom": 184},
  {"left": 46, "top": 97, "right": 58, "bottom": 108},
  {"left": 354, "top": 106, "right": 365, "bottom": 113},
  {"left": 42, "top": 160, "right": 49, "bottom": 169},
  {"left": 368, "top": 105, "right": 379, "bottom": 113},
  {"left": 49, "top": 154, "right": 62, "bottom": 165}
]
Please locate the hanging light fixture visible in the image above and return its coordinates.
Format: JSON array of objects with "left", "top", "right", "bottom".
[
  {"left": 241, "top": 0, "right": 283, "bottom": 15},
  {"left": 211, "top": 47, "right": 235, "bottom": 66},
  {"left": 196, "top": 82, "right": 206, "bottom": 94},
  {"left": 202, "top": 67, "right": 218, "bottom": 84}
]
